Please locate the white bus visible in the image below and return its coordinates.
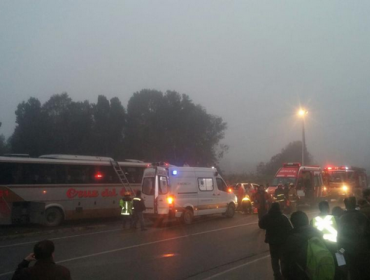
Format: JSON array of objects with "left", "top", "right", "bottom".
[{"left": 0, "top": 155, "right": 148, "bottom": 226}]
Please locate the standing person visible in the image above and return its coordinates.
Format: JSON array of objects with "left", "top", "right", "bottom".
[
  {"left": 331, "top": 206, "right": 344, "bottom": 219},
  {"left": 259, "top": 203, "right": 292, "bottom": 280},
  {"left": 310, "top": 201, "right": 338, "bottom": 247},
  {"left": 302, "top": 172, "right": 313, "bottom": 206},
  {"left": 12, "top": 240, "right": 71, "bottom": 280},
  {"left": 119, "top": 191, "right": 133, "bottom": 229},
  {"left": 338, "top": 196, "right": 370, "bottom": 280},
  {"left": 237, "top": 184, "right": 245, "bottom": 211},
  {"left": 282, "top": 211, "right": 323, "bottom": 280},
  {"left": 287, "top": 183, "right": 299, "bottom": 213},
  {"left": 132, "top": 190, "right": 147, "bottom": 231},
  {"left": 254, "top": 185, "right": 270, "bottom": 220},
  {"left": 359, "top": 188, "right": 370, "bottom": 219},
  {"left": 274, "top": 184, "right": 285, "bottom": 210},
  {"left": 310, "top": 201, "right": 341, "bottom": 279}
]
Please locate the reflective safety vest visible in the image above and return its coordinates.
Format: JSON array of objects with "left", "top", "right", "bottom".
[
  {"left": 312, "top": 215, "right": 338, "bottom": 243},
  {"left": 120, "top": 199, "right": 133, "bottom": 216}
]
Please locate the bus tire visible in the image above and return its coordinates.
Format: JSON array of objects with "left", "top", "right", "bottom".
[
  {"left": 182, "top": 208, "right": 193, "bottom": 225},
  {"left": 225, "top": 203, "right": 235, "bottom": 218},
  {"left": 45, "top": 207, "right": 64, "bottom": 227}
]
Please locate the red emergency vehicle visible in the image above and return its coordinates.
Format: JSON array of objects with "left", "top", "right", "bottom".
[
  {"left": 267, "top": 162, "right": 325, "bottom": 202},
  {"left": 322, "top": 166, "right": 368, "bottom": 199}
]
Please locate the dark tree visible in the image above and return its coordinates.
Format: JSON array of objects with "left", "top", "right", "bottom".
[
  {"left": 10, "top": 97, "right": 46, "bottom": 156},
  {"left": 0, "top": 122, "right": 10, "bottom": 155},
  {"left": 125, "top": 89, "right": 227, "bottom": 166},
  {"left": 91, "top": 96, "right": 126, "bottom": 158}
]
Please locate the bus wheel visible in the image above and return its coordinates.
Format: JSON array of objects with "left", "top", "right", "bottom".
[
  {"left": 182, "top": 209, "right": 193, "bottom": 225},
  {"left": 45, "top": 207, "right": 64, "bottom": 227},
  {"left": 226, "top": 203, "right": 235, "bottom": 218}
]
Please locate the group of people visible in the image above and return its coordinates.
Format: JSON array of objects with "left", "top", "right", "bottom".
[
  {"left": 259, "top": 191, "right": 370, "bottom": 280},
  {"left": 119, "top": 190, "right": 147, "bottom": 231},
  {"left": 274, "top": 183, "right": 300, "bottom": 213}
]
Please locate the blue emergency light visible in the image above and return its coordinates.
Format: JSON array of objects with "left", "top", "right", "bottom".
[{"left": 172, "top": 170, "right": 178, "bottom": 175}]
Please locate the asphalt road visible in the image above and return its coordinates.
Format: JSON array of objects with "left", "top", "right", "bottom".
[{"left": 0, "top": 208, "right": 321, "bottom": 280}]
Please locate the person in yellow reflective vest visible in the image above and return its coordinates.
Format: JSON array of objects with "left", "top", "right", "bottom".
[
  {"left": 310, "top": 201, "right": 338, "bottom": 252},
  {"left": 119, "top": 192, "right": 133, "bottom": 229}
]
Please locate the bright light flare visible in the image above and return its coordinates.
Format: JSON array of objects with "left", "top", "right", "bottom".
[
  {"left": 342, "top": 185, "right": 348, "bottom": 191},
  {"left": 167, "top": 196, "right": 174, "bottom": 204},
  {"left": 313, "top": 216, "right": 337, "bottom": 242},
  {"left": 298, "top": 109, "right": 308, "bottom": 117}
]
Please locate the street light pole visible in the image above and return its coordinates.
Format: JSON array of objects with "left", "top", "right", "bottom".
[
  {"left": 298, "top": 109, "right": 307, "bottom": 165},
  {"left": 302, "top": 117, "right": 306, "bottom": 165}
]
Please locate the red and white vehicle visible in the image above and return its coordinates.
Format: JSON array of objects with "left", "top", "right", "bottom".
[
  {"left": 0, "top": 155, "right": 148, "bottom": 226},
  {"left": 267, "top": 162, "right": 325, "bottom": 201},
  {"left": 322, "top": 166, "right": 368, "bottom": 198}
]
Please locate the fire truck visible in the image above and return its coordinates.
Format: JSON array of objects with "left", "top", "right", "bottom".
[
  {"left": 322, "top": 166, "right": 368, "bottom": 199},
  {"left": 267, "top": 162, "right": 325, "bottom": 203}
]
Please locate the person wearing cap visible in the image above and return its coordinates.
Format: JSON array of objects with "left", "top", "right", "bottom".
[
  {"left": 287, "top": 183, "right": 299, "bottom": 213},
  {"left": 120, "top": 191, "right": 133, "bottom": 229},
  {"left": 132, "top": 190, "right": 147, "bottom": 231}
]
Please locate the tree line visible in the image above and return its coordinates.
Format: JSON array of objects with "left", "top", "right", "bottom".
[{"left": 0, "top": 90, "right": 228, "bottom": 166}]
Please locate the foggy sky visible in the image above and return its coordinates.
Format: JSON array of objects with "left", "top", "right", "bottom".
[{"left": 1, "top": 1, "right": 370, "bottom": 173}]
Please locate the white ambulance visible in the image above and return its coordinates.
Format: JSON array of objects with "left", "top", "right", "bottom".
[{"left": 141, "top": 163, "right": 237, "bottom": 224}]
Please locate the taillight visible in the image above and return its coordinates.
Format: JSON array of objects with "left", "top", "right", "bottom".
[{"left": 167, "top": 196, "right": 174, "bottom": 205}]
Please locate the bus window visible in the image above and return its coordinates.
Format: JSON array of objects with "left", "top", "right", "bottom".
[
  {"left": 122, "top": 167, "right": 145, "bottom": 184},
  {"left": 0, "top": 163, "right": 17, "bottom": 184}
]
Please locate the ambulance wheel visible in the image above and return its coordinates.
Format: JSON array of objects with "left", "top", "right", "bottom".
[
  {"left": 226, "top": 203, "right": 235, "bottom": 218},
  {"left": 45, "top": 207, "right": 64, "bottom": 227},
  {"left": 182, "top": 209, "right": 193, "bottom": 225}
]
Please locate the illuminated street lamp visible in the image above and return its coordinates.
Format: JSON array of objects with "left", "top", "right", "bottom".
[{"left": 298, "top": 108, "right": 308, "bottom": 165}]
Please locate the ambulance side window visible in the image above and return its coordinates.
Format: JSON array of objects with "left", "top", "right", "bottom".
[
  {"left": 159, "top": 176, "right": 168, "bottom": 194},
  {"left": 216, "top": 178, "right": 227, "bottom": 192},
  {"left": 198, "top": 178, "right": 213, "bottom": 191}
]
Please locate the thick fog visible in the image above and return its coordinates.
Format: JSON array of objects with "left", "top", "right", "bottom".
[{"left": 1, "top": 1, "right": 370, "bottom": 173}]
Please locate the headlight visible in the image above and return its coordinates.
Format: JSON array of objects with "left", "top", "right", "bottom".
[
  {"left": 242, "top": 197, "right": 250, "bottom": 201},
  {"left": 342, "top": 185, "right": 348, "bottom": 191}
]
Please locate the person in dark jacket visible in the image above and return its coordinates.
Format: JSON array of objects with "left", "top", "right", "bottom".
[
  {"left": 338, "top": 196, "right": 370, "bottom": 280},
  {"left": 274, "top": 184, "right": 286, "bottom": 210},
  {"left": 132, "top": 190, "right": 147, "bottom": 231},
  {"left": 282, "top": 211, "right": 322, "bottom": 280},
  {"left": 12, "top": 240, "right": 71, "bottom": 280},
  {"left": 259, "top": 202, "right": 292, "bottom": 280},
  {"left": 254, "top": 185, "right": 271, "bottom": 220}
]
